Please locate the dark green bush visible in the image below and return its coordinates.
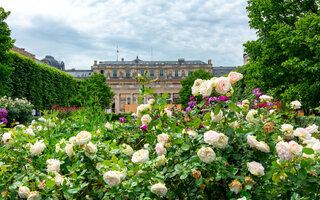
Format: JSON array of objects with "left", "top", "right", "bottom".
[{"left": 296, "top": 115, "right": 320, "bottom": 127}]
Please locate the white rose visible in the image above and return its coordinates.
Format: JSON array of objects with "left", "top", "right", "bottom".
[
  {"left": 247, "top": 161, "right": 265, "bottom": 177},
  {"left": 27, "top": 191, "right": 41, "bottom": 200},
  {"left": 55, "top": 175, "right": 70, "bottom": 186},
  {"left": 18, "top": 186, "right": 30, "bottom": 198},
  {"left": 280, "top": 124, "right": 294, "bottom": 133},
  {"left": 15, "top": 124, "right": 25, "bottom": 129},
  {"left": 255, "top": 141, "right": 270, "bottom": 153},
  {"left": 136, "top": 104, "right": 152, "bottom": 117},
  {"left": 237, "top": 197, "right": 247, "bottom": 200},
  {"left": 30, "top": 140, "right": 46, "bottom": 156},
  {"left": 121, "top": 144, "right": 134, "bottom": 156},
  {"left": 151, "top": 183, "right": 168, "bottom": 197},
  {"left": 31, "top": 120, "right": 37, "bottom": 126},
  {"left": 155, "top": 143, "right": 166, "bottom": 156},
  {"left": 103, "top": 171, "right": 121, "bottom": 186},
  {"left": 187, "top": 130, "right": 198, "bottom": 138},
  {"left": 165, "top": 108, "right": 173, "bottom": 118},
  {"left": 247, "top": 135, "right": 258, "bottom": 148},
  {"left": 25, "top": 128, "right": 35, "bottom": 136},
  {"left": 215, "top": 77, "right": 231, "bottom": 95},
  {"left": 246, "top": 109, "right": 257, "bottom": 122},
  {"left": 69, "top": 136, "right": 77, "bottom": 145},
  {"left": 157, "top": 133, "right": 170, "bottom": 145},
  {"left": 288, "top": 141, "right": 302, "bottom": 155},
  {"left": 141, "top": 114, "right": 152, "bottom": 125},
  {"left": 197, "top": 147, "right": 216, "bottom": 163},
  {"left": 259, "top": 95, "right": 273, "bottom": 102},
  {"left": 148, "top": 98, "right": 155, "bottom": 105},
  {"left": 104, "top": 122, "right": 113, "bottom": 130},
  {"left": 84, "top": 142, "right": 98, "bottom": 156},
  {"left": 312, "top": 142, "right": 320, "bottom": 153},
  {"left": 38, "top": 117, "right": 46, "bottom": 122},
  {"left": 229, "top": 121, "right": 240, "bottom": 129},
  {"left": 290, "top": 100, "right": 301, "bottom": 109},
  {"left": 157, "top": 155, "right": 167, "bottom": 166},
  {"left": 199, "top": 80, "right": 215, "bottom": 97},
  {"left": 276, "top": 141, "right": 293, "bottom": 161},
  {"left": 2, "top": 132, "right": 13, "bottom": 147},
  {"left": 303, "top": 137, "right": 319, "bottom": 146},
  {"left": 204, "top": 130, "right": 228, "bottom": 148},
  {"left": 228, "top": 72, "right": 243, "bottom": 84},
  {"left": 293, "top": 128, "right": 311, "bottom": 139},
  {"left": 242, "top": 99, "right": 249, "bottom": 105},
  {"left": 75, "top": 131, "right": 91, "bottom": 145},
  {"left": 191, "top": 79, "right": 205, "bottom": 96},
  {"left": 64, "top": 144, "right": 74, "bottom": 158},
  {"left": 306, "top": 124, "right": 319, "bottom": 134},
  {"left": 46, "top": 159, "right": 60, "bottom": 173},
  {"left": 132, "top": 149, "right": 149, "bottom": 164},
  {"left": 210, "top": 110, "right": 224, "bottom": 122}
]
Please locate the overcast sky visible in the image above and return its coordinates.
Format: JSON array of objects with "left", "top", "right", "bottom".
[{"left": 1, "top": 0, "right": 256, "bottom": 70}]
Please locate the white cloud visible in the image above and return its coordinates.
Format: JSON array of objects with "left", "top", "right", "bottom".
[{"left": 2, "top": 0, "right": 256, "bottom": 69}]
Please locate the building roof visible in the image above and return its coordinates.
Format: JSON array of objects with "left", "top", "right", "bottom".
[{"left": 41, "top": 55, "right": 65, "bottom": 70}]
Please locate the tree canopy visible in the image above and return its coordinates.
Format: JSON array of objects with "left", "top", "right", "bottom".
[
  {"left": 178, "top": 69, "right": 213, "bottom": 108},
  {"left": 242, "top": 0, "right": 320, "bottom": 110},
  {"left": 0, "top": 7, "right": 15, "bottom": 96}
]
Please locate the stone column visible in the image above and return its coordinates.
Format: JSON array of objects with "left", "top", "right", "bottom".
[
  {"left": 116, "top": 94, "right": 120, "bottom": 113},
  {"left": 131, "top": 93, "right": 133, "bottom": 104}
]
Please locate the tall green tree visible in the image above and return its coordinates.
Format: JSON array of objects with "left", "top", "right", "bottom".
[
  {"left": 244, "top": 0, "right": 320, "bottom": 112},
  {"left": 178, "top": 69, "right": 213, "bottom": 108},
  {"left": 0, "top": 7, "right": 15, "bottom": 96},
  {"left": 72, "top": 73, "right": 114, "bottom": 109}
]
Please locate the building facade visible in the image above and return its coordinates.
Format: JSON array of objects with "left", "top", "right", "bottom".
[
  {"left": 64, "top": 69, "right": 93, "bottom": 79},
  {"left": 91, "top": 57, "right": 214, "bottom": 113}
]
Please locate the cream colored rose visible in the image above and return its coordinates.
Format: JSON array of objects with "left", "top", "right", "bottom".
[
  {"left": 228, "top": 72, "right": 243, "bottom": 84},
  {"left": 104, "top": 122, "right": 113, "bottom": 130},
  {"left": 18, "top": 186, "right": 30, "bottom": 198},
  {"left": 288, "top": 141, "right": 302, "bottom": 155},
  {"left": 2, "top": 132, "right": 13, "bottom": 147},
  {"left": 204, "top": 130, "right": 228, "bottom": 148},
  {"left": 312, "top": 142, "right": 320, "bottom": 153},
  {"left": 155, "top": 143, "right": 166, "bottom": 156},
  {"left": 199, "top": 80, "right": 215, "bottom": 97},
  {"left": 132, "top": 149, "right": 149, "bottom": 164},
  {"left": 141, "top": 114, "right": 152, "bottom": 125},
  {"left": 229, "top": 121, "right": 240, "bottom": 129},
  {"left": 55, "top": 175, "right": 70, "bottom": 186},
  {"left": 38, "top": 117, "right": 46, "bottom": 122},
  {"left": 242, "top": 99, "right": 249, "bottom": 105},
  {"left": 64, "top": 144, "right": 74, "bottom": 158},
  {"left": 246, "top": 109, "right": 257, "bottom": 122},
  {"left": 84, "top": 142, "right": 98, "bottom": 156},
  {"left": 27, "top": 191, "right": 41, "bottom": 200},
  {"left": 187, "top": 130, "right": 198, "bottom": 138},
  {"left": 290, "top": 100, "right": 301, "bottom": 109},
  {"left": 276, "top": 141, "right": 293, "bottom": 161},
  {"left": 255, "top": 141, "right": 270, "bottom": 153},
  {"left": 46, "top": 159, "right": 60, "bottom": 173},
  {"left": 157, "top": 155, "right": 167, "bottom": 166},
  {"left": 247, "top": 161, "right": 264, "bottom": 177},
  {"left": 191, "top": 79, "right": 205, "bottom": 96},
  {"left": 215, "top": 77, "right": 231, "bottom": 94},
  {"left": 306, "top": 124, "right": 319, "bottom": 134},
  {"left": 30, "top": 140, "right": 46, "bottom": 156},
  {"left": 197, "top": 147, "right": 216, "bottom": 163},
  {"left": 75, "top": 131, "right": 91, "bottom": 145},
  {"left": 210, "top": 110, "right": 224, "bottom": 122},
  {"left": 121, "top": 144, "right": 134, "bottom": 156},
  {"left": 280, "top": 124, "right": 294, "bottom": 133},
  {"left": 103, "top": 171, "right": 121, "bottom": 186},
  {"left": 157, "top": 133, "right": 170, "bottom": 145},
  {"left": 25, "top": 128, "right": 35, "bottom": 136},
  {"left": 247, "top": 135, "right": 258, "bottom": 148},
  {"left": 31, "top": 120, "right": 37, "bottom": 126},
  {"left": 293, "top": 128, "right": 310, "bottom": 139},
  {"left": 136, "top": 104, "right": 152, "bottom": 117},
  {"left": 151, "top": 183, "right": 168, "bottom": 197},
  {"left": 148, "top": 98, "right": 155, "bottom": 105},
  {"left": 229, "top": 179, "right": 242, "bottom": 194},
  {"left": 69, "top": 136, "right": 77, "bottom": 145},
  {"left": 259, "top": 95, "right": 273, "bottom": 102},
  {"left": 165, "top": 108, "right": 173, "bottom": 118}
]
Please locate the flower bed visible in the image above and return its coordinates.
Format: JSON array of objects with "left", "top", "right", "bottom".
[{"left": 0, "top": 72, "right": 319, "bottom": 199}]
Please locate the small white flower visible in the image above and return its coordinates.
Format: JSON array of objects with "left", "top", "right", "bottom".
[
  {"left": 75, "top": 131, "right": 92, "bottom": 145},
  {"left": 151, "top": 183, "right": 168, "bottom": 197},
  {"left": 84, "top": 142, "right": 98, "bottom": 156},
  {"left": 157, "top": 133, "right": 170, "bottom": 145},
  {"left": 204, "top": 130, "right": 228, "bottom": 148},
  {"left": 104, "top": 122, "right": 113, "bottom": 130},
  {"left": 25, "top": 128, "right": 35, "bottom": 136},
  {"left": 247, "top": 161, "right": 264, "bottom": 177},
  {"left": 30, "top": 140, "right": 46, "bottom": 156},
  {"left": 290, "top": 100, "right": 301, "bottom": 109},
  {"left": 2, "top": 132, "right": 14, "bottom": 147},
  {"left": 132, "top": 149, "right": 149, "bottom": 164},
  {"left": 103, "top": 171, "right": 121, "bottom": 186},
  {"left": 141, "top": 114, "right": 152, "bottom": 125},
  {"left": 64, "top": 144, "right": 74, "bottom": 158},
  {"left": 27, "top": 191, "right": 41, "bottom": 200},
  {"left": 121, "top": 144, "right": 134, "bottom": 156},
  {"left": 18, "top": 186, "right": 30, "bottom": 198},
  {"left": 38, "top": 117, "right": 46, "bottom": 122},
  {"left": 197, "top": 147, "right": 216, "bottom": 163},
  {"left": 46, "top": 159, "right": 60, "bottom": 173},
  {"left": 210, "top": 110, "right": 224, "bottom": 123},
  {"left": 155, "top": 143, "right": 166, "bottom": 156}
]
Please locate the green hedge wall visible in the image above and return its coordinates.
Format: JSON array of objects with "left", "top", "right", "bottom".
[{"left": 5, "top": 52, "right": 77, "bottom": 110}]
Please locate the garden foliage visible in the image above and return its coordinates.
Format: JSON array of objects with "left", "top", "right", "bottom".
[{"left": 1, "top": 72, "right": 319, "bottom": 200}]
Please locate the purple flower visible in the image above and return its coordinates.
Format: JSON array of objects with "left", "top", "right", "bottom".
[
  {"left": 119, "top": 117, "right": 126, "bottom": 123},
  {"left": 188, "top": 101, "right": 196, "bottom": 108},
  {"left": 140, "top": 124, "right": 148, "bottom": 132},
  {"left": 208, "top": 97, "right": 215, "bottom": 102},
  {"left": 0, "top": 118, "right": 7, "bottom": 125},
  {"left": 190, "top": 96, "right": 194, "bottom": 100},
  {"left": 256, "top": 93, "right": 263, "bottom": 99},
  {"left": 187, "top": 128, "right": 191, "bottom": 131},
  {"left": 0, "top": 109, "right": 8, "bottom": 117},
  {"left": 199, "top": 123, "right": 205, "bottom": 129},
  {"left": 154, "top": 116, "right": 159, "bottom": 120},
  {"left": 253, "top": 88, "right": 260, "bottom": 94},
  {"left": 237, "top": 102, "right": 243, "bottom": 106},
  {"left": 186, "top": 107, "right": 192, "bottom": 112},
  {"left": 218, "top": 96, "right": 229, "bottom": 102},
  {"left": 202, "top": 96, "right": 206, "bottom": 99}
]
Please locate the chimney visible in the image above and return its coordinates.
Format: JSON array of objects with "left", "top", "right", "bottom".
[
  {"left": 94, "top": 60, "right": 97, "bottom": 66},
  {"left": 178, "top": 58, "right": 185, "bottom": 64},
  {"left": 121, "top": 58, "right": 124, "bottom": 62},
  {"left": 208, "top": 59, "right": 212, "bottom": 65}
]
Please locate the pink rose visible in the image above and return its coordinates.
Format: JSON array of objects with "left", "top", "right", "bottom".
[
  {"left": 215, "top": 77, "right": 231, "bottom": 95},
  {"left": 276, "top": 141, "right": 293, "bottom": 161},
  {"left": 155, "top": 143, "right": 166, "bottom": 156},
  {"left": 228, "top": 72, "right": 243, "bottom": 84}
]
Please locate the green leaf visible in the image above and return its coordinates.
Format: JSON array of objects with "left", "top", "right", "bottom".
[
  {"left": 195, "top": 177, "right": 203, "bottom": 186},
  {"left": 272, "top": 172, "right": 280, "bottom": 183},
  {"left": 302, "top": 148, "right": 314, "bottom": 155},
  {"left": 46, "top": 179, "right": 56, "bottom": 188},
  {"left": 204, "top": 112, "right": 211, "bottom": 121},
  {"left": 214, "top": 104, "right": 221, "bottom": 115},
  {"left": 181, "top": 143, "right": 190, "bottom": 151},
  {"left": 297, "top": 168, "right": 307, "bottom": 180},
  {"left": 162, "top": 92, "right": 168, "bottom": 100},
  {"left": 67, "top": 187, "right": 80, "bottom": 194},
  {"left": 180, "top": 173, "right": 188, "bottom": 180}
]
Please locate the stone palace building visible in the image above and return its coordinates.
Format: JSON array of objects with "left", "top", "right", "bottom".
[{"left": 91, "top": 57, "right": 215, "bottom": 113}]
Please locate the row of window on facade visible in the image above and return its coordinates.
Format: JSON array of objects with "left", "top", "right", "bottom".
[{"left": 100, "top": 69, "right": 194, "bottom": 78}]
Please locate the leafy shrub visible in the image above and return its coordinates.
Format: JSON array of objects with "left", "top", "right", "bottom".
[{"left": 0, "top": 96, "right": 33, "bottom": 126}]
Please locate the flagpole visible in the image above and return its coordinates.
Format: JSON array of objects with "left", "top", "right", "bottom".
[{"left": 117, "top": 45, "right": 118, "bottom": 62}]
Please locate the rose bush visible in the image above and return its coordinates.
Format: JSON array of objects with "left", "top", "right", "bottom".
[{"left": 0, "top": 73, "right": 319, "bottom": 199}]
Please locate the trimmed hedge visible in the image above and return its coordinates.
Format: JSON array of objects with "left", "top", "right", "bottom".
[
  {"left": 5, "top": 52, "right": 77, "bottom": 110},
  {"left": 296, "top": 115, "right": 320, "bottom": 127}
]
